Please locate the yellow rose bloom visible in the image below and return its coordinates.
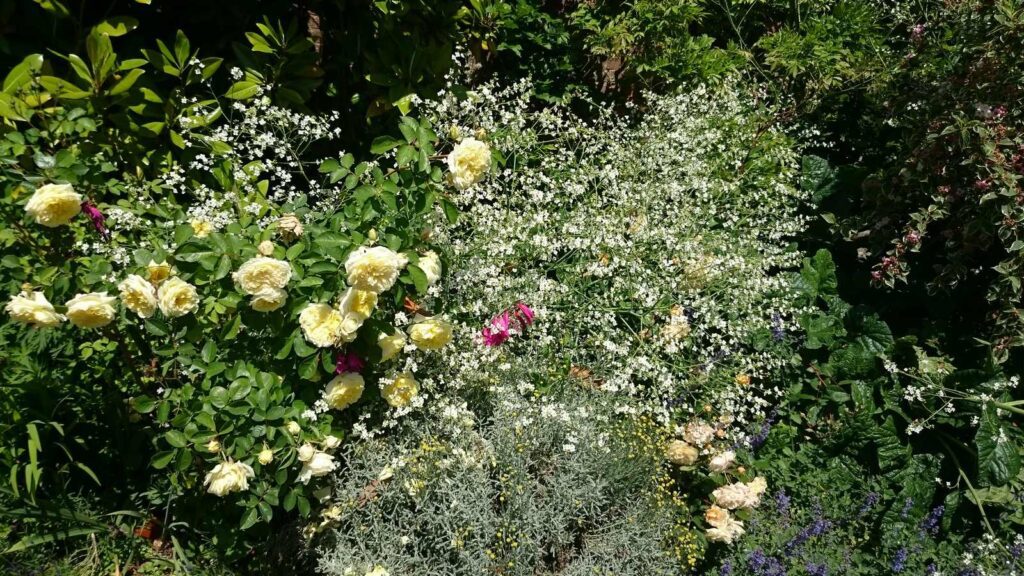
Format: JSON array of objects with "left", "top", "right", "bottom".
[
  {"left": 418, "top": 250, "right": 442, "bottom": 286},
  {"left": 258, "top": 446, "right": 274, "bottom": 465},
  {"left": 24, "top": 183, "right": 82, "bottom": 227},
  {"left": 250, "top": 287, "right": 287, "bottom": 312},
  {"left": 446, "top": 137, "right": 491, "bottom": 190},
  {"left": 147, "top": 260, "right": 173, "bottom": 286},
  {"left": 299, "top": 303, "right": 344, "bottom": 347},
  {"left": 190, "top": 218, "right": 214, "bottom": 238},
  {"left": 204, "top": 460, "right": 254, "bottom": 497},
  {"left": 666, "top": 440, "right": 699, "bottom": 466},
  {"left": 118, "top": 274, "right": 158, "bottom": 318},
  {"left": 157, "top": 277, "right": 199, "bottom": 318},
  {"left": 338, "top": 287, "right": 377, "bottom": 320},
  {"left": 5, "top": 290, "right": 64, "bottom": 327},
  {"left": 65, "top": 292, "right": 117, "bottom": 329},
  {"left": 382, "top": 372, "right": 419, "bottom": 408},
  {"left": 378, "top": 330, "right": 406, "bottom": 361},
  {"left": 232, "top": 256, "right": 292, "bottom": 295},
  {"left": 323, "top": 373, "right": 364, "bottom": 411},
  {"left": 407, "top": 315, "right": 453, "bottom": 351},
  {"left": 344, "top": 246, "right": 408, "bottom": 294}
]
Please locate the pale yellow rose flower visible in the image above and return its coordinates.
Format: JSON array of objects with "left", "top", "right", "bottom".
[
  {"left": 204, "top": 460, "right": 254, "bottom": 496},
  {"left": 206, "top": 439, "right": 221, "bottom": 453},
  {"left": 277, "top": 213, "right": 303, "bottom": 241},
  {"left": 147, "top": 260, "right": 173, "bottom": 286},
  {"left": 446, "top": 137, "right": 491, "bottom": 190},
  {"left": 157, "top": 277, "right": 199, "bottom": 318},
  {"left": 257, "top": 240, "right": 275, "bottom": 256},
  {"left": 118, "top": 274, "right": 158, "bottom": 318},
  {"left": 190, "top": 218, "right": 214, "bottom": 238},
  {"left": 418, "top": 250, "right": 442, "bottom": 286},
  {"left": 250, "top": 287, "right": 287, "bottom": 312},
  {"left": 344, "top": 246, "right": 408, "bottom": 294},
  {"left": 232, "top": 256, "right": 291, "bottom": 295},
  {"left": 712, "top": 480, "right": 763, "bottom": 510},
  {"left": 407, "top": 315, "right": 453, "bottom": 351},
  {"left": 297, "top": 443, "right": 316, "bottom": 462},
  {"left": 24, "top": 183, "right": 82, "bottom": 227},
  {"left": 65, "top": 292, "right": 117, "bottom": 328},
  {"left": 382, "top": 372, "right": 419, "bottom": 408},
  {"left": 5, "top": 290, "right": 64, "bottom": 327},
  {"left": 666, "top": 440, "right": 699, "bottom": 466},
  {"left": 299, "top": 303, "right": 344, "bottom": 347},
  {"left": 296, "top": 450, "right": 336, "bottom": 484},
  {"left": 258, "top": 446, "right": 274, "bottom": 465},
  {"left": 378, "top": 330, "right": 406, "bottom": 362},
  {"left": 323, "top": 373, "right": 364, "bottom": 411},
  {"left": 708, "top": 450, "right": 736, "bottom": 473},
  {"left": 322, "top": 435, "right": 341, "bottom": 450},
  {"left": 286, "top": 421, "right": 301, "bottom": 435},
  {"left": 338, "top": 287, "right": 377, "bottom": 320}
]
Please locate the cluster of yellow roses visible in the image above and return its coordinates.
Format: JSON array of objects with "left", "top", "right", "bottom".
[
  {"left": 302, "top": 245, "right": 452, "bottom": 412},
  {"left": 5, "top": 259, "right": 196, "bottom": 330}
]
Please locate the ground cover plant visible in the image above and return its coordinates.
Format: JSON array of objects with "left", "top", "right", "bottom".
[{"left": 0, "top": 0, "right": 1022, "bottom": 575}]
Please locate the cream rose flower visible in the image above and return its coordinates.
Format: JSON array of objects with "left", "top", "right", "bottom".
[
  {"left": 25, "top": 183, "right": 82, "bottom": 227},
  {"left": 365, "top": 567, "right": 389, "bottom": 576},
  {"left": 286, "top": 421, "right": 302, "bottom": 435},
  {"left": 147, "top": 260, "right": 173, "bottom": 286},
  {"left": 446, "top": 137, "right": 491, "bottom": 189},
  {"left": 705, "top": 505, "right": 731, "bottom": 529},
  {"left": 118, "top": 274, "right": 158, "bottom": 318},
  {"left": 299, "top": 303, "right": 344, "bottom": 347},
  {"left": 191, "top": 218, "right": 214, "bottom": 238},
  {"left": 666, "top": 440, "right": 699, "bottom": 466},
  {"left": 258, "top": 446, "right": 274, "bottom": 465},
  {"left": 65, "top": 292, "right": 117, "bottom": 328},
  {"left": 344, "top": 246, "right": 408, "bottom": 294},
  {"left": 206, "top": 439, "right": 221, "bottom": 453},
  {"left": 378, "top": 330, "right": 406, "bottom": 362},
  {"left": 157, "top": 277, "right": 199, "bottom": 318},
  {"left": 748, "top": 476, "right": 768, "bottom": 497},
  {"left": 418, "top": 251, "right": 442, "bottom": 286},
  {"left": 5, "top": 290, "right": 64, "bottom": 327},
  {"left": 338, "top": 287, "right": 377, "bottom": 320},
  {"left": 257, "top": 240, "right": 275, "bottom": 256},
  {"left": 322, "top": 435, "right": 341, "bottom": 450},
  {"left": 323, "top": 373, "right": 364, "bottom": 411},
  {"left": 407, "top": 315, "right": 453, "bottom": 350},
  {"left": 233, "top": 256, "right": 292, "bottom": 295},
  {"left": 297, "top": 443, "right": 316, "bottom": 462},
  {"left": 297, "top": 450, "right": 337, "bottom": 484},
  {"left": 705, "top": 514, "right": 745, "bottom": 544},
  {"left": 683, "top": 420, "right": 716, "bottom": 446},
  {"left": 708, "top": 450, "right": 736, "bottom": 473},
  {"left": 712, "top": 480, "right": 764, "bottom": 510},
  {"left": 251, "top": 287, "right": 287, "bottom": 312},
  {"left": 277, "top": 213, "right": 303, "bottom": 241},
  {"left": 204, "top": 460, "right": 254, "bottom": 497},
  {"left": 382, "top": 372, "right": 419, "bottom": 408}
]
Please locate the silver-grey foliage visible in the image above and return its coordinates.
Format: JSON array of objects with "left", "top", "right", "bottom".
[{"left": 317, "top": 388, "right": 682, "bottom": 576}]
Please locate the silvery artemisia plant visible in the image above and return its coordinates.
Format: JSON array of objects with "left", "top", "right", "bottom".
[
  {"left": 414, "top": 76, "right": 810, "bottom": 444},
  {"left": 317, "top": 387, "right": 691, "bottom": 576}
]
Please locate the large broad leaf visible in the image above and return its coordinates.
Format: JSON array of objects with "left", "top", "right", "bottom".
[
  {"left": 846, "top": 308, "right": 893, "bottom": 354},
  {"left": 794, "top": 249, "right": 837, "bottom": 300},
  {"left": 800, "top": 155, "right": 838, "bottom": 203},
  {"left": 976, "top": 407, "right": 1021, "bottom": 486}
]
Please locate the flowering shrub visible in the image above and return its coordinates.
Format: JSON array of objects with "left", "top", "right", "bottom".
[
  {"left": 417, "top": 76, "right": 807, "bottom": 443},
  {"left": 0, "top": 83, "right": 452, "bottom": 555}
]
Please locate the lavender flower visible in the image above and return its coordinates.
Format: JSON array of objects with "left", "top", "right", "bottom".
[
  {"left": 919, "top": 505, "right": 944, "bottom": 535},
  {"left": 899, "top": 497, "right": 913, "bottom": 518},
  {"left": 805, "top": 562, "right": 828, "bottom": 576},
  {"left": 891, "top": 547, "right": 908, "bottom": 573},
  {"left": 719, "top": 559, "right": 733, "bottom": 576},
  {"left": 775, "top": 489, "right": 791, "bottom": 517},
  {"left": 858, "top": 492, "right": 880, "bottom": 516}
]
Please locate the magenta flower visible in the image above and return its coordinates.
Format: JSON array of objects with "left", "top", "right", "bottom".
[
  {"left": 81, "top": 200, "right": 109, "bottom": 241},
  {"left": 482, "top": 311, "right": 512, "bottom": 347},
  {"left": 335, "top": 351, "right": 365, "bottom": 374},
  {"left": 514, "top": 302, "right": 535, "bottom": 328}
]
